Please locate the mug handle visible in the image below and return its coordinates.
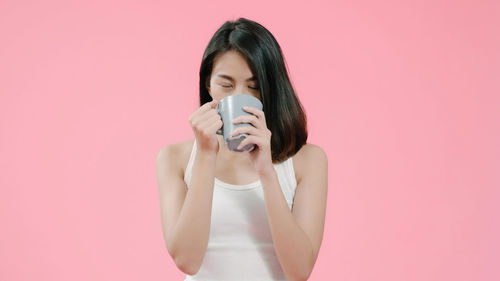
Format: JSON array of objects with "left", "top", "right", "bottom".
[{"left": 216, "top": 107, "right": 223, "bottom": 135}]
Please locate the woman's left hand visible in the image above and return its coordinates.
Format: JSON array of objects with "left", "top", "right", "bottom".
[{"left": 230, "top": 106, "right": 273, "bottom": 175}]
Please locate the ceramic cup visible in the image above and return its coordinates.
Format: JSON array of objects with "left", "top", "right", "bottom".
[{"left": 216, "top": 94, "right": 263, "bottom": 152}]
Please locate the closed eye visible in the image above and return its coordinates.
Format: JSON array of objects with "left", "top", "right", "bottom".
[{"left": 221, "top": 85, "right": 259, "bottom": 90}]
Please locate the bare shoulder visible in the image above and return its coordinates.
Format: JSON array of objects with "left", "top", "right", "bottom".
[
  {"left": 292, "top": 143, "right": 328, "bottom": 185},
  {"left": 156, "top": 138, "right": 195, "bottom": 178}
]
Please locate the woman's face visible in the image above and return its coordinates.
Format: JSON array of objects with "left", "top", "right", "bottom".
[{"left": 206, "top": 50, "right": 261, "bottom": 102}]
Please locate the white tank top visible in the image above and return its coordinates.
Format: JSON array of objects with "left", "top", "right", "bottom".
[{"left": 182, "top": 139, "right": 298, "bottom": 281}]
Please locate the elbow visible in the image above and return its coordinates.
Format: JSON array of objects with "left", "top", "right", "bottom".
[
  {"left": 172, "top": 253, "right": 201, "bottom": 276},
  {"left": 166, "top": 234, "right": 204, "bottom": 275},
  {"left": 297, "top": 246, "right": 317, "bottom": 281},
  {"left": 291, "top": 271, "right": 312, "bottom": 281},
  {"left": 168, "top": 243, "right": 202, "bottom": 276},
  {"left": 292, "top": 269, "right": 312, "bottom": 281},
  {"left": 300, "top": 269, "right": 313, "bottom": 281},
  {"left": 289, "top": 253, "right": 315, "bottom": 281},
  {"left": 176, "top": 259, "right": 200, "bottom": 276},
  {"left": 285, "top": 265, "right": 313, "bottom": 281}
]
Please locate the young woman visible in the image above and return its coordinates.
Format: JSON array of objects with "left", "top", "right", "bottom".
[{"left": 156, "top": 18, "right": 328, "bottom": 281}]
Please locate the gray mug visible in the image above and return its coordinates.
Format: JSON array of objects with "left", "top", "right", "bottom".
[{"left": 216, "top": 94, "right": 263, "bottom": 152}]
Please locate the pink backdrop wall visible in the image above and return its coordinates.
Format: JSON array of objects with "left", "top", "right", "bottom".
[{"left": 1, "top": 0, "right": 498, "bottom": 280}]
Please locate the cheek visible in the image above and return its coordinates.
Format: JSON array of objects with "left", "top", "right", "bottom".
[
  {"left": 210, "top": 91, "right": 225, "bottom": 101},
  {"left": 210, "top": 88, "right": 224, "bottom": 97},
  {"left": 212, "top": 86, "right": 232, "bottom": 98}
]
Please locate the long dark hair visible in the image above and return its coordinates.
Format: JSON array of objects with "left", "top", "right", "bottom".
[{"left": 199, "top": 17, "right": 308, "bottom": 163}]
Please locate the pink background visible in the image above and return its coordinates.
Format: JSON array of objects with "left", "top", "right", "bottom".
[{"left": 1, "top": 0, "right": 499, "bottom": 280}]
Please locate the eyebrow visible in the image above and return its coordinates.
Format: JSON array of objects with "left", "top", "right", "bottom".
[{"left": 216, "top": 74, "right": 257, "bottom": 82}]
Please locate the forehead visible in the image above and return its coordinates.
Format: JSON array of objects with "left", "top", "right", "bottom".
[{"left": 212, "top": 50, "right": 254, "bottom": 79}]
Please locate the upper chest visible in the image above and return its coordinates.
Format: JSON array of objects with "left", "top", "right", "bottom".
[{"left": 180, "top": 139, "right": 308, "bottom": 185}]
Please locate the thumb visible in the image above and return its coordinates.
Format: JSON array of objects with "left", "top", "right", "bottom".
[{"left": 211, "top": 98, "right": 220, "bottom": 109}]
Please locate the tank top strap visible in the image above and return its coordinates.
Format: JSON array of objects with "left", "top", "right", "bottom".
[
  {"left": 273, "top": 155, "right": 298, "bottom": 208},
  {"left": 285, "top": 156, "right": 298, "bottom": 188},
  {"left": 183, "top": 139, "right": 197, "bottom": 187}
]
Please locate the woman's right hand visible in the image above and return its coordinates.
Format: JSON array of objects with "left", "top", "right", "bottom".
[{"left": 188, "top": 99, "right": 222, "bottom": 154}]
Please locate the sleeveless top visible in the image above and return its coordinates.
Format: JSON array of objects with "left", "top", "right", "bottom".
[{"left": 182, "top": 139, "right": 298, "bottom": 281}]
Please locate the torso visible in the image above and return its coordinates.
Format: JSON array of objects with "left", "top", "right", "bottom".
[{"left": 172, "top": 138, "right": 312, "bottom": 187}]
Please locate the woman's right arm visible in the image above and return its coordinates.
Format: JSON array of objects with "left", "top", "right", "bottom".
[
  {"left": 156, "top": 145, "right": 216, "bottom": 275},
  {"left": 156, "top": 99, "right": 221, "bottom": 275}
]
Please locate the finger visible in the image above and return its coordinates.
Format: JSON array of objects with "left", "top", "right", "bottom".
[
  {"left": 231, "top": 115, "right": 262, "bottom": 129},
  {"left": 230, "top": 125, "right": 261, "bottom": 137},
  {"left": 243, "top": 106, "right": 265, "bottom": 120},
  {"left": 207, "top": 118, "right": 223, "bottom": 133},
  {"left": 202, "top": 99, "right": 220, "bottom": 112},
  {"left": 204, "top": 100, "right": 218, "bottom": 110},
  {"left": 199, "top": 111, "right": 222, "bottom": 128},
  {"left": 190, "top": 101, "right": 217, "bottom": 123},
  {"left": 191, "top": 105, "right": 220, "bottom": 126},
  {"left": 237, "top": 135, "right": 261, "bottom": 151},
  {"left": 191, "top": 110, "right": 219, "bottom": 132},
  {"left": 210, "top": 99, "right": 220, "bottom": 109}
]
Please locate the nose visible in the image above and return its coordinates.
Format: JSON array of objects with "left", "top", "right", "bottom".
[
  {"left": 222, "top": 91, "right": 250, "bottom": 99},
  {"left": 233, "top": 85, "right": 252, "bottom": 96}
]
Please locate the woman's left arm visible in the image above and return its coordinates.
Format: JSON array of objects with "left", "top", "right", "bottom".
[
  {"left": 259, "top": 145, "right": 328, "bottom": 281},
  {"left": 231, "top": 107, "right": 328, "bottom": 281}
]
